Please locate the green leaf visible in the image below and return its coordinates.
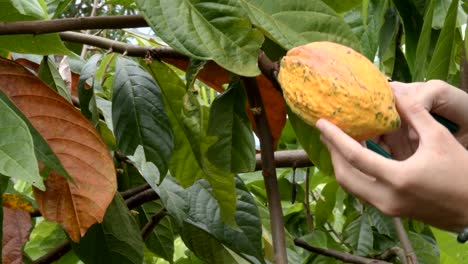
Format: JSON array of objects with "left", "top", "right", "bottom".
[
  {"left": 321, "top": 0, "right": 361, "bottom": 13},
  {"left": 0, "top": 1, "right": 72, "bottom": 55},
  {"left": 113, "top": 56, "right": 174, "bottom": 177},
  {"left": 155, "top": 176, "right": 189, "bottom": 227},
  {"left": 409, "top": 232, "right": 440, "bottom": 264},
  {"left": 186, "top": 177, "right": 264, "bottom": 264},
  {"left": 413, "top": 0, "right": 436, "bottom": 81},
  {"left": 427, "top": 0, "right": 460, "bottom": 80},
  {"left": 366, "top": 206, "right": 396, "bottom": 238},
  {"left": 46, "top": 0, "right": 73, "bottom": 18},
  {"left": 145, "top": 60, "right": 237, "bottom": 226},
  {"left": 78, "top": 54, "right": 101, "bottom": 124},
  {"left": 143, "top": 60, "right": 204, "bottom": 186},
  {"left": 287, "top": 109, "right": 333, "bottom": 176},
  {"left": 3, "top": 0, "right": 46, "bottom": 20},
  {"left": 128, "top": 146, "right": 162, "bottom": 189},
  {"left": 0, "top": 91, "right": 72, "bottom": 183},
  {"left": 72, "top": 194, "right": 144, "bottom": 264},
  {"left": 24, "top": 220, "right": 68, "bottom": 260},
  {"left": 344, "top": 213, "right": 373, "bottom": 256},
  {"left": 345, "top": 0, "right": 388, "bottom": 60},
  {"left": 0, "top": 95, "right": 44, "bottom": 190},
  {"left": 391, "top": 46, "right": 412, "bottom": 82},
  {"left": 206, "top": 78, "right": 255, "bottom": 173},
  {"left": 432, "top": 228, "right": 468, "bottom": 263},
  {"left": 140, "top": 202, "right": 175, "bottom": 263},
  {"left": 392, "top": 0, "right": 424, "bottom": 70},
  {"left": 315, "top": 181, "right": 338, "bottom": 228},
  {"left": 240, "top": 0, "right": 360, "bottom": 51},
  {"left": 136, "top": 0, "right": 263, "bottom": 77},
  {"left": 180, "top": 222, "right": 240, "bottom": 264},
  {"left": 38, "top": 56, "right": 72, "bottom": 102}
]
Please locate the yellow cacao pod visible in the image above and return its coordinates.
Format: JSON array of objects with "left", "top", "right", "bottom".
[{"left": 278, "top": 41, "right": 400, "bottom": 141}]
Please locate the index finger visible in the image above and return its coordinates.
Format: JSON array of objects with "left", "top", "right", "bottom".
[{"left": 316, "top": 119, "right": 398, "bottom": 181}]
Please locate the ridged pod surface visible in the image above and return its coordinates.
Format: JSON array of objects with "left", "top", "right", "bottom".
[{"left": 278, "top": 41, "right": 400, "bottom": 141}]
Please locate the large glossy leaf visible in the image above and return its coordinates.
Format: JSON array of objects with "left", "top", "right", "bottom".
[
  {"left": 206, "top": 78, "right": 255, "bottom": 173},
  {"left": 145, "top": 60, "right": 237, "bottom": 226},
  {"left": 287, "top": 109, "right": 333, "bottom": 176},
  {"left": 413, "top": 0, "right": 436, "bottom": 81},
  {"left": 136, "top": 0, "right": 263, "bottom": 77},
  {"left": 0, "top": 58, "right": 117, "bottom": 242},
  {"left": 344, "top": 213, "right": 373, "bottom": 256},
  {"left": 186, "top": 178, "right": 264, "bottom": 263},
  {"left": 240, "top": 0, "right": 360, "bottom": 51},
  {"left": 2, "top": 207, "right": 32, "bottom": 264},
  {"left": 113, "top": 56, "right": 173, "bottom": 177},
  {"left": 72, "top": 194, "right": 144, "bottom": 264},
  {"left": 144, "top": 60, "right": 205, "bottom": 186},
  {"left": 427, "top": 0, "right": 460, "bottom": 80},
  {"left": 0, "top": 1, "right": 71, "bottom": 55},
  {"left": 322, "top": 0, "right": 361, "bottom": 13},
  {"left": 0, "top": 93, "right": 43, "bottom": 189},
  {"left": 141, "top": 202, "right": 175, "bottom": 263}
]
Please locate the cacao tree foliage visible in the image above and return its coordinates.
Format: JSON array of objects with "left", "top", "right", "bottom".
[{"left": 0, "top": 0, "right": 467, "bottom": 263}]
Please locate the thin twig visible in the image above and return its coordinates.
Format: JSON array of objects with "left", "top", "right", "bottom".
[
  {"left": 304, "top": 167, "right": 314, "bottom": 232},
  {"left": 243, "top": 76, "right": 288, "bottom": 264},
  {"left": 141, "top": 208, "right": 167, "bottom": 241},
  {"left": 121, "top": 183, "right": 151, "bottom": 200},
  {"left": 0, "top": 15, "right": 147, "bottom": 35},
  {"left": 294, "top": 238, "right": 392, "bottom": 264},
  {"left": 372, "top": 247, "right": 406, "bottom": 262},
  {"left": 393, "top": 217, "right": 418, "bottom": 264},
  {"left": 125, "top": 188, "right": 160, "bottom": 209},
  {"left": 80, "top": 0, "right": 101, "bottom": 58},
  {"left": 255, "top": 149, "right": 312, "bottom": 170}
]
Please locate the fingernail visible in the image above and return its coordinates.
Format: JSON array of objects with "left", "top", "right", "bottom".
[{"left": 315, "top": 119, "right": 326, "bottom": 131}]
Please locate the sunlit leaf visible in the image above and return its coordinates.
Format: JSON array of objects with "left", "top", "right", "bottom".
[
  {"left": 72, "top": 194, "right": 144, "bottom": 264},
  {"left": 136, "top": 0, "right": 263, "bottom": 77},
  {"left": 0, "top": 58, "right": 117, "bottom": 242},
  {"left": 432, "top": 228, "right": 468, "bottom": 263},
  {"left": 240, "top": 0, "right": 360, "bottom": 51},
  {"left": 23, "top": 220, "right": 68, "bottom": 261},
  {"left": 409, "top": 231, "right": 440, "bottom": 264},
  {"left": 315, "top": 181, "right": 338, "bottom": 228},
  {"left": 2, "top": 207, "right": 32, "bottom": 264},
  {"left": 0, "top": 92, "right": 43, "bottom": 189}
]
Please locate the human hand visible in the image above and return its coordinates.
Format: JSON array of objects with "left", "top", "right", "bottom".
[
  {"left": 385, "top": 80, "right": 468, "bottom": 154},
  {"left": 316, "top": 94, "right": 468, "bottom": 232}
]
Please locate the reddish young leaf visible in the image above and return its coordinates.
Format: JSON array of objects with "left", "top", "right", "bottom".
[
  {"left": 0, "top": 58, "right": 116, "bottom": 242},
  {"left": 162, "top": 58, "right": 286, "bottom": 147},
  {"left": 2, "top": 207, "right": 32, "bottom": 264}
]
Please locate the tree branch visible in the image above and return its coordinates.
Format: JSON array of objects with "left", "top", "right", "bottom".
[
  {"left": 141, "top": 208, "right": 167, "bottom": 241},
  {"left": 0, "top": 15, "right": 147, "bottom": 35},
  {"left": 393, "top": 217, "right": 418, "bottom": 264},
  {"left": 242, "top": 76, "right": 288, "bottom": 264},
  {"left": 255, "top": 149, "right": 313, "bottom": 170},
  {"left": 294, "top": 238, "right": 392, "bottom": 264},
  {"left": 31, "top": 240, "right": 72, "bottom": 264},
  {"left": 59, "top": 31, "right": 187, "bottom": 59}
]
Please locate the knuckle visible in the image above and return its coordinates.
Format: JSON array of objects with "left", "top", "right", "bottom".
[{"left": 379, "top": 202, "right": 403, "bottom": 217}]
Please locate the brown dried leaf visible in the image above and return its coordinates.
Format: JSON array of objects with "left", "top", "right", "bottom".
[
  {"left": 2, "top": 207, "right": 32, "bottom": 264},
  {"left": 0, "top": 57, "right": 116, "bottom": 242},
  {"left": 162, "top": 58, "right": 286, "bottom": 147}
]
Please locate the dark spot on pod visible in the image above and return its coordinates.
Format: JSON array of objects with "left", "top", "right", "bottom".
[{"left": 375, "top": 112, "right": 383, "bottom": 120}]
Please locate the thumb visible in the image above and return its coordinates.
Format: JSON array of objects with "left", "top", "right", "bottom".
[{"left": 396, "top": 95, "right": 444, "bottom": 140}]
